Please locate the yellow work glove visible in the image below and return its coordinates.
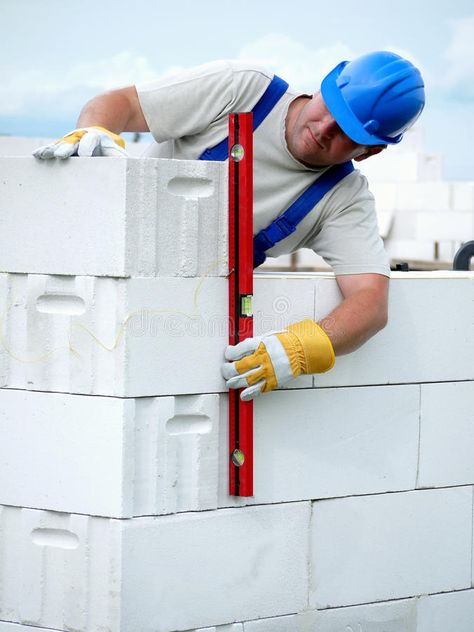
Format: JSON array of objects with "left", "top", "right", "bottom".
[
  {"left": 33, "top": 126, "right": 127, "bottom": 159},
  {"left": 222, "top": 319, "right": 335, "bottom": 401}
]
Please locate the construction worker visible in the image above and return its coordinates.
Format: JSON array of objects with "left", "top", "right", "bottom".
[{"left": 33, "top": 51, "right": 425, "bottom": 401}]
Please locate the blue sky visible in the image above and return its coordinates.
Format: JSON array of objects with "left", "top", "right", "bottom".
[{"left": 2, "top": 0, "right": 473, "bottom": 179}]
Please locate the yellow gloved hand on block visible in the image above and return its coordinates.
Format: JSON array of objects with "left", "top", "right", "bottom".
[
  {"left": 33, "top": 126, "right": 127, "bottom": 159},
  {"left": 222, "top": 319, "right": 335, "bottom": 401}
]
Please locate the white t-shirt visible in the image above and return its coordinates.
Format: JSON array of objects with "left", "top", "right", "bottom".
[{"left": 137, "top": 60, "right": 390, "bottom": 277}]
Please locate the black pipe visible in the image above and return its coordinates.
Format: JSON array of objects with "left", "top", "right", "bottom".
[{"left": 453, "top": 241, "right": 474, "bottom": 270}]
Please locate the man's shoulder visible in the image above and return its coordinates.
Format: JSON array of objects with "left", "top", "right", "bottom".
[
  {"left": 188, "top": 59, "right": 275, "bottom": 87},
  {"left": 159, "top": 59, "right": 274, "bottom": 82},
  {"left": 136, "top": 59, "right": 275, "bottom": 100},
  {"left": 320, "top": 166, "right": 374, "bottom": 215},
  {"left": 223, "top": 60, "right": 274, "bottom": 79},
  {"left": 339, "top": 167, "right": 372, "bottom": 197}
]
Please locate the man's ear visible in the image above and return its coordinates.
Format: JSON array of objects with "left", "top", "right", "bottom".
[{"left": 353, "top": 145, "right": 386, "bottom": 162}]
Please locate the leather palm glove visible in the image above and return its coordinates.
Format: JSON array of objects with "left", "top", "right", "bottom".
[
  {"left": 33, "top": 126, "right": 127, "bottom": 159},
  {"left": 222, "top": 319, "right": 335, "bottom": 401}
]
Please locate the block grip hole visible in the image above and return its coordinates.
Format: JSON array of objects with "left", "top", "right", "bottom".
[
  {"left": 36, "top": 294, "right": 86, "bottom": 315},
  {"left": 167, "top": 177, "right": 214, "bottom": 198},
  {"left": 166, "top": 414, "right": 212, "bottom": 435},
  {"left": 31, "top": 528, "right": 80, "bottom": 549}
]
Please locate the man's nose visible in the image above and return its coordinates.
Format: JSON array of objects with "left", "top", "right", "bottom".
[{"left": 319, "top": 115, "right": 339, "bottom": 139}]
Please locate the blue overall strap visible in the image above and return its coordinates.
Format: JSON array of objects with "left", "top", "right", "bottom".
[
  {"left": 253, "top": 161, "right": 355, "bottom": 268},
  {"left": 198, "top": 75, "right": 289, "bottom": 162}
]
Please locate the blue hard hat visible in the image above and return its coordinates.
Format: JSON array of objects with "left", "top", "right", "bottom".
[{"left": 320, "top": 51, "right": 425, "bottom": 146}]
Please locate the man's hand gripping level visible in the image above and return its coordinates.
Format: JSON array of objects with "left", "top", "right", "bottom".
[{"left": 222, "top": 319, "right": 335, "bottom": 401}]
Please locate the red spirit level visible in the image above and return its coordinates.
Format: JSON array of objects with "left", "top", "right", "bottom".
[{"left": 228, "top": 112, "right": 254, "bottom": 497}]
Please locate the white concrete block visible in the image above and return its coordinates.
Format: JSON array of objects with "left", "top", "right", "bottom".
[
  {"left": 218, "top": 385, "right": 419, "bottom": 509},
  {"left": 382, "top": 210, "right": 416, "bottom": 240},
  {"left": 386, "top": 236, "right": 461, "bottom": 264},
  {"left": 0, "top": 157, "right": 227, "bottom": 277},
  {"left": 310, "top": 487, "right": 473, "bottom": 608},
  {"left": 244, "top": 613, "right": 312, "bottom": 631},
  {"left": 416, "top": 211, "right": 473, "bottom": 241},
  {"left": 0, "top": 273, "right": 315, "bottom": 397},
  {"left": 472, "top": 488, "right": 474, "bottom": 585},
  {"left": 0, "top": 623, "right": 245, "bottom": 632},
  {"left": 2, "top": 272, "right": 473, "bottom": 396},
  {"left": 395, "top": 181, "right": 451, "bottom": 211},
  {"left": 358, "top": 152, "right": 442, "bottom": 183},
  {"left": 196, "top": 626, "right": 243, "bottom": 632},
  {"left": 439, "top": 239, "right": 464, "bottom": 263},
  {"left": 0, "top": 623, "right": 60, "bottom": 632},
  {"left": 0, "top": 503, "right": 310, "bottom": 632},
  {"left": 376, "top": 210, "right": 395, "bottom": 238},
  {"left": 0, "top": 390, "right": 219, "bottom": 518},
  {"left": 452, "top": 182, "right": 474, "bottom": 211},
  {"left": 0, "top": 385, "right": 419, "bottom": 518},
  {"left": 370, "top": 182, "right": 399, "bottom": 211},
  {"left": 418, "top": 382, "right": 474, "bottom": 488},
  {"left": 313, "top": 273, "right": 474, "bottom": 387},
  {"left": 291, "top": 599, "right": 416, "bottom": 632},
  {"left": 0, "top": 273, "right": 227, "bottom": 396},
  {"left": 0, "top": 506, "right": 122, "bottom": 630},
  {"left": 417, "top": 590, "right": 474, "bottom": 632},
  {"left": 253, "top": 275, "right": 316, "bottom": 330},
  {"left": 384, "top": 238, "right": 437, "bottom": 261},
  {"left": 244, "top": 593, "right": 474, "bottom": 631},
  {"left": 121, "top": 502, "right": 310, "bottom": 630}
]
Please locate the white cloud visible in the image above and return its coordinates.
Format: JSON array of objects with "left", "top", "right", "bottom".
[
  {"left": 377, "top": 45, "right": 426, "bottom": 77},
  {"left": 68, "top": 51, "right": 159, "bottom": 89},
  {"left": 238, "top": 34, "right": 355, "bottom": 92},
  {"left": 0, "top": 51, "right": 162, "bottom": 117},
  {"left": 6, "top": 36, "right": 353, "bottom": 118},
  {"left": 237, "top": 34, "right": 428, "bottom": 95}
]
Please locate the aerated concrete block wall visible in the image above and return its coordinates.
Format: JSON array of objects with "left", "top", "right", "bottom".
[
  {"left": 0, "top": 157, "right": 474, "bottom": 632},
  {"left": 358, "top": 126, "right": 474, "bottom": 264}
]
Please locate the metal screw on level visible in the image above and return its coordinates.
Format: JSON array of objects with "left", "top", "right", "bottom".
[
  {"left": 230, "top": 144, "right": 244, "bottom": 161},
  {"left": 231, "top": 448, "right": 245, "bottom": 467}
]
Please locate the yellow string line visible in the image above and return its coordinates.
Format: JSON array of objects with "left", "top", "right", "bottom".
[{"left": 0, "top": 260, "right": 225, "bottom": 364}]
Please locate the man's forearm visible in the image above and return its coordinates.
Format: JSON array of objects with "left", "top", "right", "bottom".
[{"left": 318, "top": 287, "right": 388, "bottom": 355}]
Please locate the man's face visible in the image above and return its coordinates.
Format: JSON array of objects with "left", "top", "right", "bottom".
[{"left": 286, "top": 91, "right": 377, "bottom": 168}]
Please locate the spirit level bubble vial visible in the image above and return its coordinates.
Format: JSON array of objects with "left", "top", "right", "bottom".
[{"left": 228, "top": 112, "right": 254, "bottom": 497}]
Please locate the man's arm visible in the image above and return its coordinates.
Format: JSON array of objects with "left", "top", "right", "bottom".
[
  {"left": 319, "top": 273, "right": 389, "bottom": 355},
  {"left": 76, "top": 86, "right": 149, "bottom": 133},
  {"left": 222, "top": 273, "right": 389, "bottom": 401},
  {"left": 33, "top": 86, "right": 149, "bottom": 159}
]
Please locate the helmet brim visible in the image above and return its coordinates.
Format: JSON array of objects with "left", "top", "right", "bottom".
[{"left": 321, "top": 63, "right": 401, "bottom": 146}]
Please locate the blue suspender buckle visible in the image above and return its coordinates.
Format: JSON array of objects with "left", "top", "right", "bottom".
[
  {"left": 274, "top": 215, "right": 296, "bottom": 238},
  {"left": 257, "top": 215, "right": 297, "bottom": 251},
  {"left": 253, "top": 214, "right": 297, "bottom": 261}
]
